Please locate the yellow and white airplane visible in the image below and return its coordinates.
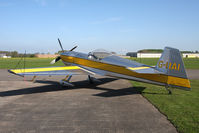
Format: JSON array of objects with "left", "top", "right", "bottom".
[{"left": 9, "top": 39, "right": 191, "bottom": 94}]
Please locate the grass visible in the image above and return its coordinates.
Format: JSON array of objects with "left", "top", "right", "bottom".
[
  {"left": 128, "top": 57, "right": 199, "bottom": 69},
  {"left": 131, "top": 80, "right": 199, "bottom": 133},
  {"left": 0, "top": 58, "right": 65, "bottom": 69},
  {"left": 183, "top": 58, "right": 199, "bottom": 69},
  {"left": 0, "top": 57, "right": 199, "bottom": 69}
]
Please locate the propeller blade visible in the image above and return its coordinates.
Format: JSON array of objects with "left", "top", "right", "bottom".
[
  {"left": 50, "top": 56, "right": 61, "bottom": 64},
  {"left": 70, "top": 46, "right": 77, "bottom": 51},
  {"left": 58, "top": 38, "right": 64, "bottom": 52},
  {"left": 50, "top": 59, "right": 56, "bottom": 64},
  {"left": 55, "top": 56, "right": 61, "bottom": 62}
]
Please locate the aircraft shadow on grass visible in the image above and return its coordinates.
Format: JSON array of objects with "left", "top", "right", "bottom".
[{"left": 0, "top": 77, "right": 147, "bottom": 97}]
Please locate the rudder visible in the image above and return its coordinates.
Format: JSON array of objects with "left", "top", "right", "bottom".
[{"left": 156, "top": 47, "right": 191, "bottom": 90}]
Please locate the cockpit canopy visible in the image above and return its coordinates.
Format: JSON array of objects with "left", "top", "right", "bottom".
[{"left": 88, "top": 49, "right": 112, "bottom": 60}]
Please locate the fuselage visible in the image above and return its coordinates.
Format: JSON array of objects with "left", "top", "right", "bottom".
[{"left": 60, "top": 51, "right": 190, "bottom": 90}]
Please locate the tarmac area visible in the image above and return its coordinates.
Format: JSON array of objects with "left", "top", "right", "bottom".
[{"left": 0, "top": 69, "right": 197, "bottom": 133}]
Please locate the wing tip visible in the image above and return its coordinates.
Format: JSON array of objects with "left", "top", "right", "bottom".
[{"left": 8, "top": 69, "right": 24, "bottom": 77}]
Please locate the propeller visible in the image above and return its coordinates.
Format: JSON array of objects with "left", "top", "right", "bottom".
[
  {"left": 58, "top": 38, "right": 64, "bottom": 52},
  {"left": 70, "top": 46, "right": 77, "bottom": 51},
  {"left": 50, "top": 56, "right": 61, "bottom": 64},
  {"left": 50, "top": 38, "right": 77, "bottom": 64}
]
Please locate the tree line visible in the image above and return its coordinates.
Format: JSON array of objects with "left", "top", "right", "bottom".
[{"left": 0, "top": 51, "right": 35, "bottom": 57}]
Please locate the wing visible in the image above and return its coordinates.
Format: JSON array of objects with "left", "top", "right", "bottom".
[{"left": 8, "top": 66, "right": 93, "bottom": 76}]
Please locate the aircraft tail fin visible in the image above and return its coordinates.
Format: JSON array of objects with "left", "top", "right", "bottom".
[{"left": 156, "top": 47, "right": 191, "bottom": 90}]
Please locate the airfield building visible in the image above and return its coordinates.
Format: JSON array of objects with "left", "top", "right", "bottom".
[
  {"left": 0, "top": 53, "right": 11, "bottom": 58},
  {"left": 126, "top": 52, "right": 199, "bottom": 58}
]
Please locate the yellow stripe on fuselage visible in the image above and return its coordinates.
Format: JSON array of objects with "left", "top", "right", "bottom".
[
  {"left": 128, "top": 66, "right": 150, "bottom": 70},
  {"left": 11, "top": 66, "right": 80, "bottom": 74},
  {"left": 61, "top": 55, "right": 191, "bottom": 88}
]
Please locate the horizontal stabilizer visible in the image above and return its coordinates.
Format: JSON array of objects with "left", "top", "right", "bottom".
[{"left": 127, "top": 66, "right": 163, "bottom": 74}]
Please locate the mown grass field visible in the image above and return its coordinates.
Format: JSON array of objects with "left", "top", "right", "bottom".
[
  {"left": 0, "top": 57, "right": 199, "bottom": 69},
  {"left": 131, "top": 80, "right": 199, "bottom": 133}
]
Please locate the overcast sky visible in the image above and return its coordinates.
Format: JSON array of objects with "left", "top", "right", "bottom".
[{"left": 0, "top": 0, "right": 199, "bottom": 54}]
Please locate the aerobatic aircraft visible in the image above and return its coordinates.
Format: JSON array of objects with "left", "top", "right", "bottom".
[{"left": 8, "top": 39, "right": 191, "bottom": 94}]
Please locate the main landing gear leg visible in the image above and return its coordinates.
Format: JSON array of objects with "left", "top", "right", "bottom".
[
  {"left": 165, "top": 85, "right": 172, "bottom": 95},
  {"left": 64, "top": 75, "right": 72, "bottom": 82},
  {"left": 88, "top": 75, "right": 101, "bottom": 84},
  {"left": 59, "top": 75, "right": 74, "bottom": 87},
  {"left": 31, "top": 76, "right": 37, "bottom": 82},
  {"left": 88, "top": 75, "right": 94, "bottom": 84}
]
